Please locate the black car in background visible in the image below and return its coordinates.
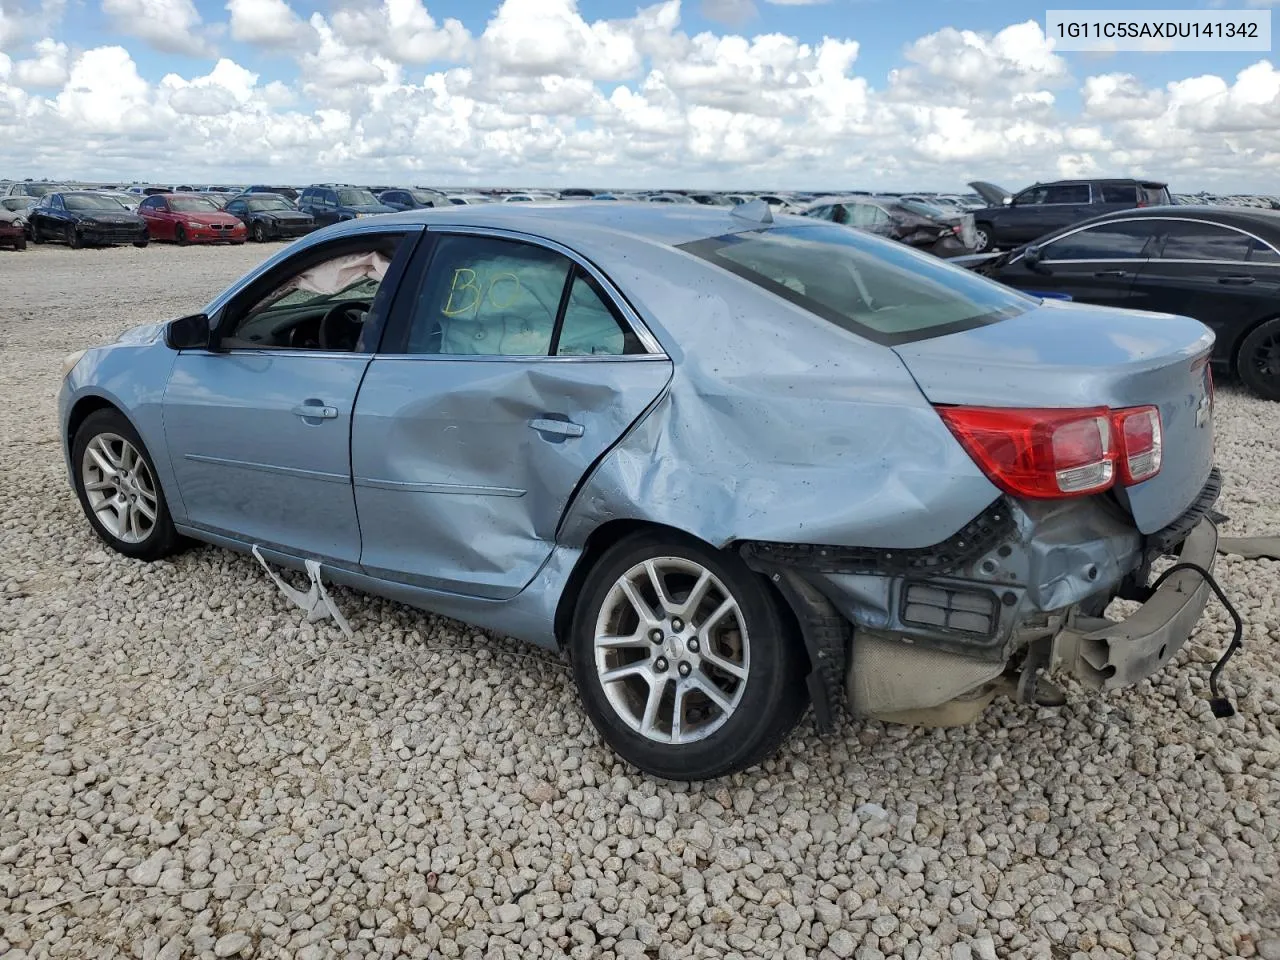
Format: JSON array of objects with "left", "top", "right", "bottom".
[
  {"left": 29, "top": 192, "right": 148, "bottom": 248},
  {"left": 967, "top": 206, "right": 1280, "bottom": 399},
  {"left": 297, "top": 185, "right": 396, "bottom": 226},
  {"left": 969, "top": 178, "right": 1171, "bottom": 252},
  {"left": 378, "top": 187, "right": 449, "bottom": 210},
  {"left": 222, "top": 194, "right": 317, "bottom": 242},
  {"left": 800, "top": 195, "right": 979, "bottom": 257}
]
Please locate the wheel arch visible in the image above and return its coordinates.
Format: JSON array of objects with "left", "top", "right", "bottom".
[
  {"left": 66, "top": 393, "right": 128, "bottom": 450},
  {"left": 1229, "top": 311, "right": 1280, "bottom": 375},
  {"left": 552, "top": 519, "right": 810, "bottom": 680}
]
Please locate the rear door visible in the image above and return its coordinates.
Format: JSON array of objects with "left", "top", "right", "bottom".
[
  {"left": 351, "top": 230, "right": 672, "bottom": 599},
  {"left": 1127, "top": 218, "right": 1280, "bottom": 361},
  {"left": 998, "top": 219, "right": 1159, "bottom": 305}
]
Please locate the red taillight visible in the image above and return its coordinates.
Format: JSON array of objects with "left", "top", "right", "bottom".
[
  {"left": 1114, "top": 406, "right": 1162, "bottom": 485},
  {"left": 937, "top": 405, "right": 1162, "bottom": 499}
]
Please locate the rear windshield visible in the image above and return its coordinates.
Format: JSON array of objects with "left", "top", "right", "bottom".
[
  {"left": 1141, "top": 184, "right": 1171, "bottom": 205},
  {"left": 680, "top": 224, "right": 1034, "bottom": 345}
]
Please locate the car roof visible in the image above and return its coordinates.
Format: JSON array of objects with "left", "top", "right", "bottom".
[
  {"left": 363, "top": 200, "right": 775, "bottom": 247},
  {"left": 1085, "top": 204, "right": 1280, "bottom": 234}
]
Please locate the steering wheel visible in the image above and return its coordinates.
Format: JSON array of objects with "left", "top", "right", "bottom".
[{"left": 318, "top": 300, "right": 370, "bottom": 351}]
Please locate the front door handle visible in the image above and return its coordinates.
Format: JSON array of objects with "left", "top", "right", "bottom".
[
  {"left": 529, "top": 417, "right": 585, "bottom": 440},
  {"left": 1218, "top": 275, "right": 1255, "bottom": 285},
  {"left": 1093, "top": 270, "right": 1130, "bottom": 278},
  {"left": 292, "top": 401, "right": 338, "bottom": 420}
]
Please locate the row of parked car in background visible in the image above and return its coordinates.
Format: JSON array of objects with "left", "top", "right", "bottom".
[{"left": 4, "top": 174, "right": 1279, "bottom": 400}]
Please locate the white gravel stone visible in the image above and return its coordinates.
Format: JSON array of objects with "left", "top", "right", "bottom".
[{"left": 2, "top": 244, "right": 1279, "bottom": 959}]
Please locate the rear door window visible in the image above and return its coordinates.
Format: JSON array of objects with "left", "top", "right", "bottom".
[
  {"left": 679, "top": 224, "right": 1034, "bottom": 345},
  {"left": 1100, "top": 184, "right": 1137, "bottom": 204},
  {"left": 1248, "top": 239, "right": 1280, "bottom": 264},
  {"left": 1041, "top": 221, "right": 1156, "bottom": 260},
  {"left": 1157, "top": 221, "right": 1251, "bottom": 261},
  {"left": 1043, "top": 184, "right": 1091, "bottom": 204}
]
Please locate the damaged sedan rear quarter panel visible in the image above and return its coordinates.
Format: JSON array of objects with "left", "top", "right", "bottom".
[{"left": 59, "top": 203, "right": 1224, "bottom": 778}]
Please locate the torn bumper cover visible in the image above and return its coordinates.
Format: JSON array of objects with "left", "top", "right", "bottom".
[{"left": 1051, "top": 518, "right": 1217, "bottom": 690}]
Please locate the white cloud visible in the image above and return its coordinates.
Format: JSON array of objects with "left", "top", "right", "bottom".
[
  {"left": 700, "top": 0, "right": 756, "bottom": 27},
  {"left": 331, "top": 0, "right": 472, "bottom": 65},
  {"left": 101, "top": 0, "right": 212, "bottom": 57},
  {"left": 13, "top": 36, "right": 65, "bottom": 86},
  {"left": 3, "top": 7, "right": 1280, "bottom": 193},
  {"left": 226, "top": 0, "right": 310, "bottom": 47}
]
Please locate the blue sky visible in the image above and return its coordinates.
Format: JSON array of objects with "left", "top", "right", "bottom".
[{"left": 2, "top": 0, "right": 1278, "bottom": 188}]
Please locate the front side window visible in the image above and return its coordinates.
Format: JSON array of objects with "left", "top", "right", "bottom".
[
  {"left": 1042, "top": 221, "right": 1156, "bottom": 261},
  {"left": 1014, "top": 187, "right": 1047, "bottom": 206},
  {"left": 1157, "top": 221, "right": 1252, "bottom": 261},
  {"left": 1043, "top": 184, "right": 1091, "bottom": 204},
  {"left": 1248, "top": 239, "right": 1280, "bottom": 264},
  {"left": 402, "top": 235, "right": 640, "bottom": 357},
  {"left": 226, "top": 200, "right": 246, "bottom": 215},
  {"left": 223, "top": 235, "right": 406, "bottom": 351},
  {"left": 679, "top": 224, "right": 1034, "bottom": 344}
]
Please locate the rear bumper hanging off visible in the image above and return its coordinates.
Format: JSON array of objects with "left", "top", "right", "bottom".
[{"left": 1051, "top": 518, "right": 1217, "bottom": 690}]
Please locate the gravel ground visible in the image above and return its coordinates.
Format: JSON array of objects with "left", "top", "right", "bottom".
[{"left": 2, "top": 242, "right": 1279, "bottom": 960}]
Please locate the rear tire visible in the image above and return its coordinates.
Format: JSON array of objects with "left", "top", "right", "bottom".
[
  {"left": 974, "top": 222, "right": 994, "bottom": 253},
  {"left": 32, "top": 221, "right": 44, "bottom": 244},
  {"left": 252, "top": 221, "right": 268, "bottom": 243},
  {"left": 71, "top": 408, "right": 182, "bottom": 561},
  {"left": 569, "top": 531, "right": 808, "bottom": 780},
  {"left": 1237, "top": 317, "right": 1280, "bottom": 402},
  {"left": 66, "top": 224, "right": 82, "bottom": 249}
]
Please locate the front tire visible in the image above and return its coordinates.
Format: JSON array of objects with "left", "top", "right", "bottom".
[
  {"left": 175, "top": 224, "right": 188, "bottom": 246},
  {"left": 31, "top": 220, "right": 44, "bottom": 244},
  {"left": 1237, "top": 317, "right": 1280, "bottom": 402},
  {"left": 569, "top": 532, "right": 808, "bottom": 780},
  {"left": 71, "top": 409, "right": 181, "bottom": 561}
]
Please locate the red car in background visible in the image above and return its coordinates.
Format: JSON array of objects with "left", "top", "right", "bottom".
[{"left": 137, "top": 193, "right": 247, "bottom": 245}]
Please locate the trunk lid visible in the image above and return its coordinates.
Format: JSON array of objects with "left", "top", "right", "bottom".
[
  {"left": 968, "top": 181, "right": 1012, "bottom": 207},
  {"left": 893, "top": 298, "right": 1215, "bottom": 533}
]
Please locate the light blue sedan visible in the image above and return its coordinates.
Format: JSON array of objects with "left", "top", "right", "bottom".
[{"left": 60, "top": 201, "right": 1223, "bottom": 779}]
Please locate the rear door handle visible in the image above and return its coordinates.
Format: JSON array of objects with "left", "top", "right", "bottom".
[
  {"left": 1218, "top": 275, "right": 1255, "bottom": 285},
  {"left": 1093, "top": 270, "right": 1130, "bottom": 278},
  {"left": 292, "top": 401, "right": 338, "bottom": 420},
  {"left": 529, "top": 417, "right": 585, "bottom": 440}
]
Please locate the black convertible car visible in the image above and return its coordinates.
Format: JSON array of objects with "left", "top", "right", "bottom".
[
  {"left": 963, "top": 205, "right": 1280, "bottom": 400},
  {"left": 29, "top": 192, "right": 148, "bottom": 248},
  {"left": 222, "top": 194, "right": 317, "bottom": 242}
]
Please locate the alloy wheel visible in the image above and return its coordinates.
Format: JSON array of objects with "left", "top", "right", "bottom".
[
  {"left": 593, "top": 557, "right": 750, "bottom": 744},
  {"left": 1251, "top": 332, "right": 1280, "bottom": 380},
  {"left": 80, "top": 433, "right": 159, "bottom": 544}
]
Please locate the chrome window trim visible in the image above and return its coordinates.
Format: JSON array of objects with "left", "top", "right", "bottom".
[
  {"left": 1029, "top": 215, "right": 1280, "bottom": 265},
  {"left": 423, "top": 224, "right": 668, "bottom": 357},
  {"left": 1014, "top": 183, "right": 1092, "bottom": 207}
]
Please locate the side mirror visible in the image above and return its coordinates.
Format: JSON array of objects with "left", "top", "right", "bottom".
[
  {"left": 1002, "top": 196, "right": 1013, "bottom": 206},
  {"left": 1021, "top": 245, "right": 1050, "bottom": 274},
  {"left": 165, "top": 313, "right": 211, "bottom": 350}
]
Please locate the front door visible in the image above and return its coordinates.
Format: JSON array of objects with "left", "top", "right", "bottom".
[
  {"left": 162, "top": 229, "right": 419, "bottom": 562},
  {"left": 1003, "top": 218, "right": 1159, "bottom": 306},
  {"left": 352, "top": 231, "right": 672, "bottom": 598}
]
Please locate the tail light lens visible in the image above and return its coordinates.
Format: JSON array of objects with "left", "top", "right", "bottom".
[
  {"left": 1114, "top": 406, "right": 1162, "bottom": 484},
  {"left": 937, "top": 404, "right": 1162, "bottom": 499}
]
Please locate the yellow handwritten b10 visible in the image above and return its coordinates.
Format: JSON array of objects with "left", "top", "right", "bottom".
[{"left": 443, "top": 267, "right": 522, "bottom": 317}]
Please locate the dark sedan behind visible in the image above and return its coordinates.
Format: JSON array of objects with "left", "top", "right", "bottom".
[
  {"left": 28, "top": 192, "right": 148, "bottom": 248},
  {"left": 222, "top": 194, "right": 317, "bottom": 242},
  {"left": 964, "top": 205, "right": 1280, "bottom": 400}
]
